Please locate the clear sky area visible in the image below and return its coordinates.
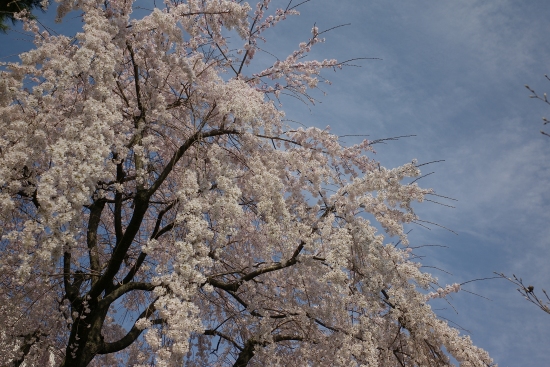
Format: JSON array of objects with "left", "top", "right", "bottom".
[{"left": 1, "top": 1, "right": 549, "bottom": 366}]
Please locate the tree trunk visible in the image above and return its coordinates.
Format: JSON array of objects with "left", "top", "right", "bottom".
[{"left": 60, "top": 306, "right": 109, "bottom": 367}]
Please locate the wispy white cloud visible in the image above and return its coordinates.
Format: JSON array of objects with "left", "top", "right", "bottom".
[{"left": 285, "top": 1, "right": 550, "bottom": 365}]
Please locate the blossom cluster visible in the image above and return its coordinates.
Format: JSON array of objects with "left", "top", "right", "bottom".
[{"left": 426, "top": 283, "right": 462, "bottom": 301}]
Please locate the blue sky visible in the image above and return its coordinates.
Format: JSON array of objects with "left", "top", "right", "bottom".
[
  {"left": 2, "top": 1, "right": 550, "bottom": 366},
  {"left": 288, "top": 2, "right": 550, "bottom": 366}
]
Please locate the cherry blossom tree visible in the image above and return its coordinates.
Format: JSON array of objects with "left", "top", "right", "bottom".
[{"left": 0, "top": 0, "right": 494, "bottom": 366}]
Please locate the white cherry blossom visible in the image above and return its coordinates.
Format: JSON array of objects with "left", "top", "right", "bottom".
[{"left": 0, "top": 1, "right": 494, "bottom": 366}]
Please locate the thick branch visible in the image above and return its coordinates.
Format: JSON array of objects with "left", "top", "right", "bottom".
[
  {"left": 121, "top": 251, "right": 147, "bottom": 285},
  {"left": 16, "top": 187, "right": 40, "bottom": 209},
  {"left": 204, "top": 329, "right": 243, "bottom": 351},
  {"left": 127, "top": 43, "right": 143, "bottom": 117},
  {"left": 92, "top": 129, "right": 236, "bottom": 298},
  {"left": 273, "top": 334, "right": 304, "bottom": 343},
  {"left": 154, "top": 222, "right": 174, "bottom": 239},
  {"left": 100, "top": 282, "right": 155, "bottom": 307},
  {"left": 151, "top": 200, "right": 177, "bottom": 239},
  {"left": 121, "top": 201, "right": 177, "bottom": 284},
  {"left": 114, "top": 160, "right": 124, "bottom": 244},
  {"left": 87, "top": 199, "right": 106, "bottom": 285},
  {"left": 88, "top": 191, "right": 150, "bottom": 300},
  {"left": 147, "top": 129, "right": 239, "bottom": 196},
  {"left": 63, "top": 251, "right": 79, "bottom": 303},
  {"left": 126, "top": 42, "right": 146, "bottom": 192},
  {"left": 99, "top": 299, "right": 159, "bottom": 354},
  {"left": 233, "top": 339, "right": 256, "bottom": 367}
]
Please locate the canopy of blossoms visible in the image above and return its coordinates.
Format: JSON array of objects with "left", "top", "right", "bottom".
[{"left": 0, "top": 0, "right": 494, "bottom": 366}]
